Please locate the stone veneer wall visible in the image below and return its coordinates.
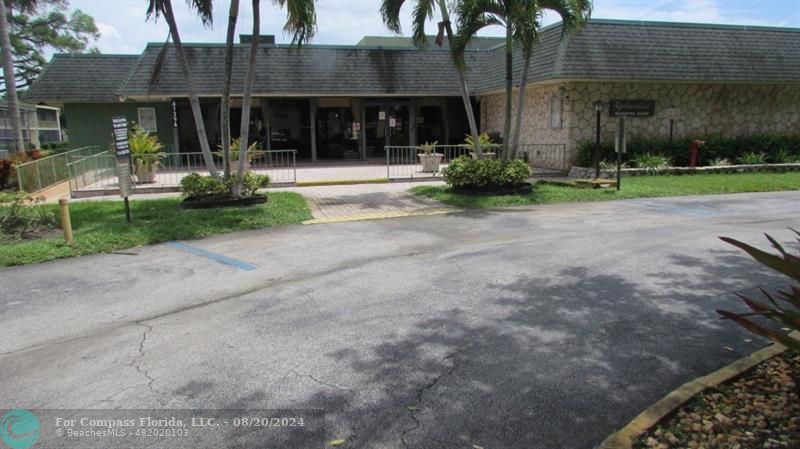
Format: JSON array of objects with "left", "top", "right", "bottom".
[
  {"left": 480, "top": 83, "right": 571, "bottom": 148},
  {"left": 480, "top": 81, "right": 800, "bottom": 166}
]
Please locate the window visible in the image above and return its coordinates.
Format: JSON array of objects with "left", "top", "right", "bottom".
[
  {"left": 549, "top": 95, "right": 562, "bottom": 129},
  {"left": 138, "top": 107, "right": 157, "bottom": 133}
]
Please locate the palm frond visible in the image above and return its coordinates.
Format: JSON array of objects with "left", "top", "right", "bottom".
[
  {"left": 411, "top": 0, "right": 436, "bottom": 47},
  {"left": 380, "top": 0, "right": 407, "bottom": 34},
  {"left": 274, "top": 0, "right": 317, "bottom": 45}
]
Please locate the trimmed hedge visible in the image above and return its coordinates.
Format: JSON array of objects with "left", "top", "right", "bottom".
[
  {"left": 576, "top": 134, "right": 800, "bottom": 167},
  {"left": 442, "top": 156, "right": 532, "bottom": 189}
]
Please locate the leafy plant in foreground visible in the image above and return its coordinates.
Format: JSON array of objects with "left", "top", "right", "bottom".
[
  {"left": 632, "top": 153, "right": 671, "bottom": 173},
  {"left": 0, "top": 192, "right": 55, "bottom": 238},
  {"left": 737, "top": 152, "right": 768, "bottom": 165},
  {"left": 717, "top": 230, "right": 800, "bottom": 354}
]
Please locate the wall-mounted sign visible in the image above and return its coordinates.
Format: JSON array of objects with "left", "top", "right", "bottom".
[
  {"left": 379, "top": 111, "right": 386, "bottom": 120},
  {"left": 389, "top": 117, "right": 396, "bottom": 128},
  {"left": 609, "top": 99, "right": 655, "bottom": 117},
  {"left": 352, "top": 121, "right": 361, "bottom": 132}
]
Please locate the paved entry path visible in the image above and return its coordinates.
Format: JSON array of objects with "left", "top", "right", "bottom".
[{"left": 278, "top": 181, "right": 459, "bottom": 224}]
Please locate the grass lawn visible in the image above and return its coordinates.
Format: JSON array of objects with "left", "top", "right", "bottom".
[
  {"left": 0, "top": 192, "right": 311, "bottom": 267},
  {"left": 410, "top": 172, "right": 800, "bottom": 209}
]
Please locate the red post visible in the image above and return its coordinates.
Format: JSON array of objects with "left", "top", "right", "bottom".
[{"left": 689, "top": 140, "right": 705, "bottom": 168}]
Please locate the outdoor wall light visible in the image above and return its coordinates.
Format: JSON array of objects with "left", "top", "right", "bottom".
[{"left": 594, "top": 100, "right": 604, "bottom": 112}]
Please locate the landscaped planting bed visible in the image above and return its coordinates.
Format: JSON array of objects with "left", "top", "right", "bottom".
[{"left": 634, "top": 351, "right": 800, "bottom": 449}]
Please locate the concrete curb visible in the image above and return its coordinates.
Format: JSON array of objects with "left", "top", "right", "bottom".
[
  {"left": 296, "top": 178, "right": 389, "bottom": 187},
  {"left": 596, "top": 341, "right": 789, "bottom": 449},
  {"left": 302, "top": 208, "right": 461, "bottom": 225}
]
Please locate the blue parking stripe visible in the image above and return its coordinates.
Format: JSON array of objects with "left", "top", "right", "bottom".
[{"left": 165, "top": 241, "right": 256, "bottom": 271}]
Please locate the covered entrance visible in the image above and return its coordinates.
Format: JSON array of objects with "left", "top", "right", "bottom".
[{"left": 365, "top": 102, "right": 410, "bottom": 159}]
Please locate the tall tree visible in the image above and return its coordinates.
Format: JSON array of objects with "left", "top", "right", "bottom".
[
  {"left": 508, "top": 0, "right": 590, "bottom": 160},
  {"left": 381, "top": 0, "right": 484, "bottom": 158},
  {"left": 0, "top": 0, "right": 24, "bottom": 153},
  {"left": 221, "top": 0, "right": 240, "bottom": 179},
  {"left": 2, "top": 0, "right": 99, "bottom": 93},
  {"left": 233, "top": 0, "right": 317, "bottom": 197},
  {"left": 457, "top": 0, "right": 590, "bottom": 160},
  {"left": 147, "top": 0, "right": 218, "bottom": 177}
]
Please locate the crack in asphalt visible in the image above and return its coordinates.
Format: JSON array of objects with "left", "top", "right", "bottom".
[
  {"left": 400, "top": 345, "right": 472, "bottom": 449},
  {"left": 130, "top": 322, "right": 158, "bottom": 396}
]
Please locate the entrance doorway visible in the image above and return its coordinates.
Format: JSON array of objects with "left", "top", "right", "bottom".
[{"left": 364, "top": 102, "right": 410, "bottom": 159}]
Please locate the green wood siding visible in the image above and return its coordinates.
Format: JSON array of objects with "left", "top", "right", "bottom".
[{"left": 63, "top": 102, "right": 174, "bottom": 150}]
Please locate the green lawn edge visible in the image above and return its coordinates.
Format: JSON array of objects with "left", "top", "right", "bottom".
[
  {"left": 410, "top": 172, "right": 800, "bottom": 209},
  {"left": 0, "top": 192, "right": 312, "bottom": 267}
]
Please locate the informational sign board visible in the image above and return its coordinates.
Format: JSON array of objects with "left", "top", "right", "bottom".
[
  {"left": 609, "top": 99, "right": 655, "bottom": 117},
  {"left": 112, "top": 116, "right": 133, "bottom": 199},
  {"left": 352, "top": 121, "right": 361, "bottom": 132},
  {"left": 379, "top": 111, "right": 386, "bottom": 120},
  {"left": 389, "top": 117, "right": 396, "bottom": 128}
]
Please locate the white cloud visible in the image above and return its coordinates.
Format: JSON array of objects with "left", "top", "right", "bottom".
[{"left": 67, "top": 0, "right": 798, "bottom": 55}]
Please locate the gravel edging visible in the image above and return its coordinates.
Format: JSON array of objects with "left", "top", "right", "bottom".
[{"left": 596, "top": 341, "right": 790, "bottom": 449}]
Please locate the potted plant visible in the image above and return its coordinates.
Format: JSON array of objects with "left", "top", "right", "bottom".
[
  {"left": 464, "top": 132, "right": 498, "bottom": 159},
  {"left": 417, "top": 141, "right": 443, "bottom": 172},
  {"left": 129, "top": 124, "right": 165, "bottom": 184},
  {"left": 217, "top": 138, "right": 259, "bottom": 171}
]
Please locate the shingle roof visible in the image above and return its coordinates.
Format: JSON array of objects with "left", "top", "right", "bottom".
[
  {"left": 25, "top": 54, "right": 140, "bottom": 103},
  {"left": 118, "top": 44, "right": 488, "bottom": 98},
  {"left": 356, "top": 35, "right": 504, "bottom": 50},
  {"left": 25, "top": 19, "right": 800, "bottom": 103},
  {"left": 479, "top": 20, "right": 800, "bottom": 92}
]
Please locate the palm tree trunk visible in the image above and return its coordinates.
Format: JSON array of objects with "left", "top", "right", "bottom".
[
  {"left": 233, "top": 0, "right": 259, "bottom": 197},
  {"left": 221, "top": 0, "right": 240, "bottom": 180},
  {"left": 509, "top": 52, "right": 531, "bottom": 161},
  {"left": 437, "top": 0, "right": 481, "bottom": 158},
  {"left": 0, "top": 1, "right": 25, "bottom": 154},
  {"left": 502, "top": 25, "right": 513, "bottom": 161},
  {"left": 163, "top": 0, "right": 217, "bottom": 177}
]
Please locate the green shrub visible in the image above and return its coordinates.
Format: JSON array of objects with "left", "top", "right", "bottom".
[
  {"left": 179, "top": 172, "right": 271, "bottom": 199},
  {"left": 576, "top": 133, "right": 800, "bottom": 167},
  {"left": 737, "top": 152, "right": 768, "bottom": 165},
  {"left": 442, "top": 156, "right": 531, "bottom": 189},
  {"left": 632, "top": 153, "right": 671, "bottom": 173},
  {"left": 773, "top": 148, "right": 800, "bottom": 164},
  {"left": 235, "top": 171, "right": 271, "bottom": 196},
  {"left": 180, "top": 173, "right": 228, "bottom": 199},
  {"left": 717, "top": 230, "right": 800, "bottom": 354}
]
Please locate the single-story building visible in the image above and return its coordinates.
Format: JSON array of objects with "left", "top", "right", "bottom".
[{"left": 24, "top": 19, "right": 800, "bottom": 168}]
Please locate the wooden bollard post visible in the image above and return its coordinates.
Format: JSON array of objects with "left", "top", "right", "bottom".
[{"left": 58, "top": 198, "right": 73, "bottom": 243}]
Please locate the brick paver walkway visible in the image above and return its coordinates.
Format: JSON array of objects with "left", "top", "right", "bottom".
[{"left": 275, "top": 181, "right": 460, "bottom": 224}]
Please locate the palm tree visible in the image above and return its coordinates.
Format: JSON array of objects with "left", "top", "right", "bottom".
[
  {"left": 380, "top": 0, "right": 484, "bottom": 158},
  {"left": 0, "top": 0, "right": 25, "bottom": 154},
  {"left": 457, "top": 0, "right": 590, "bottom": 160},
  {"left": 232, "top": 0, "right": 317, "bottom": 197},
  {"left": 508, "top": 0, "right": 590, "bottom": 160},
  {"left": 146, "top": 0, "right": 218, "bottom": 177},
  {"left": 221, "top": 0, "right": 241, "bottom": 179}
]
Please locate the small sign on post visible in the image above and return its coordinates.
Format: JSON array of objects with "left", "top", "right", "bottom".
[
  {"left": 112, "top": 116, "right": 133, "bottom": 222},
  {"left": 609, "top": 99, "right": 655, "bottom": 117}
]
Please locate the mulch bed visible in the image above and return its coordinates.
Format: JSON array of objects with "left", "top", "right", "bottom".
[
  {"left": 452, "top": 182, "right": 533, "bottom": 196},
  {"left": 635, "top": 351, "right": 800, "bottom": 449},
  {"left": 180, "top": 194, "right": 267, "bottom": 209}
]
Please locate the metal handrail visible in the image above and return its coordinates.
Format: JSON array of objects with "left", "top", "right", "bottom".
[{"left": 15, "top": 145, "right": 103, "bottom": 193}]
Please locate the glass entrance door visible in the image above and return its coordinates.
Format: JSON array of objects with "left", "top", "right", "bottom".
[{"left": 364, "top": 102, "right": 409, "bottom": 159}]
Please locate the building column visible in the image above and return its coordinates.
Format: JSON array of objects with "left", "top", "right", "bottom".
[
  {"left": 360, "top": 102, "right": 366, "bottom": 160},
  {"left": 442, "top": 98, "right": 449, "bottom": 145},
  {"left": 409, "top": 98, "right": 418, "bottom": 147},
  {"left": 171, "top": 100, "right": 180, "bottom": 153},
  {"left": 261, "top": 98, "right": 271, "bottom": 152},
  {"left": 309, "top": 98, "right": 318, "bottom": 162}
]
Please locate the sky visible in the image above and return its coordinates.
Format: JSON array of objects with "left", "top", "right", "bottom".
[{"left": 71, "top": 0, "right": 800, "bottom": 55}]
